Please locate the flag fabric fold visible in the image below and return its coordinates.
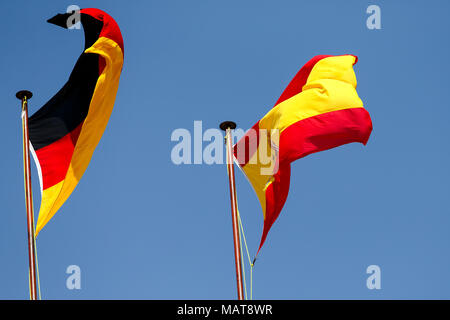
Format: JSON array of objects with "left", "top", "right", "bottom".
[
  {"left": 233, "top": 54, "right": 373, "bottom": 253},
  {"left": 29, "top": 8, "right": 124, "bottom": 236}
]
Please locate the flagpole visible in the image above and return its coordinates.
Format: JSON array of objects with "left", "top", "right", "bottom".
[
  {"left": 16, "top": 90, "right": 38, "bottom": 301},
  {"left": 220, "top": 121, "right": 244, "bottom": 300}
]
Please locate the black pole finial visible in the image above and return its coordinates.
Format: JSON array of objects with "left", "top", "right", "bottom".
[
  {"left": 220, "top": 121, "right": 237, "bottom": 131},
  {"left": 16, "top": 90, "right": 33, "bottom": 100}
]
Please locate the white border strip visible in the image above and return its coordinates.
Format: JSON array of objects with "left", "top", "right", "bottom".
[{"left": 29, "top": 143, "right": 43, "bottom": 196}]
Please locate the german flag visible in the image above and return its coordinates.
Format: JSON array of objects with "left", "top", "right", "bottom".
[
  {"left": 233, "top": 55, "right": 373, "bottom": 253},
  {"left": 29, "top": 8, "right": 124, "bottom": 236}
]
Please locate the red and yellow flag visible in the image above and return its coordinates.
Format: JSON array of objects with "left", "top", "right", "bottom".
[
  {"left": 233, "top": 55, "right": 373, "bottom": 253},
  {"left": 29, "top": 9, "right": 124, "bottom": 235}
]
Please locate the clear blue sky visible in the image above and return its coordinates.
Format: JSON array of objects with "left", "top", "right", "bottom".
[{"left": 1, "top": 0, "right": 450, "bottom": 299}]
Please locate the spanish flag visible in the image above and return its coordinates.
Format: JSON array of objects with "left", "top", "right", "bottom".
[
  {"left": 234, "top": 55, "right": 372, "bottom": 253},
  {"left": 29, "top": 9, "right": 124, "bottom": 236}
]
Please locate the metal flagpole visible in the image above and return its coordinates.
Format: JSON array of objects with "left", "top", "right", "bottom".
[
  {"left": 220, "top": 121, "right": 244, "bottom": 300},
  {"left": 16, "top": 90, "right": 38, "bottom": 300}
]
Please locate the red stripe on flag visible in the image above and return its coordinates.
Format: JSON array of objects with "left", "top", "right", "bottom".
[
  {"left": 279, "top": 107, "right": 372, "bottom": 165},
  {"left": 36, "top": 123, "right": 83, "bottom": 190},
  {"left": 233, "top": 121, "right": 260, "bottom": 166},
  {"left": 258, "top": 164, "right": 291, "bottom": 253}
]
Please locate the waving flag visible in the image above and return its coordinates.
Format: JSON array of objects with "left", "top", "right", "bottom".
[
  {"left": 29, "top": 8, "right": 124, "bottom": 235},
  {"left": 234, "top": 55, "right": 373, "bottom": 253}
]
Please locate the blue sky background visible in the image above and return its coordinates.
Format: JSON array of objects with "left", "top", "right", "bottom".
[{"left": 1, "top": 0, "right": 450, "bottom": 299}]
